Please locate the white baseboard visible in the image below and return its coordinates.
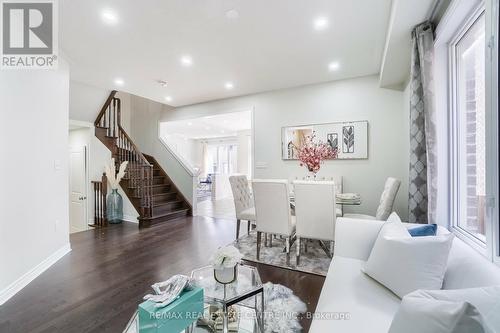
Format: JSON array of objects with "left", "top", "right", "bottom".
[
  {"left": 0, "top": 243, "right": 71, "bottom": 306},
  {"left": 123, "top": 214, "right": 139, "bottom": 223}
]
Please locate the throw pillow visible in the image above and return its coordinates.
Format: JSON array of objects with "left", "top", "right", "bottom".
[
  {"left": 408, "top": 224, "right": 438, "bottom": 237},
  {"left": 388, "top": 286, "right": 500, "bottom": 333},
  {"left": 363, "top": 218, "right": 454, "bottom": 298}
]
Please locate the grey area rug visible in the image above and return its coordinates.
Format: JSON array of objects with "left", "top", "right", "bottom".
[
  {"left": 232, "top": 233, "right": 332, "bottom": 276},
  {"left": 262, "top": 282, "right": 307, "bottom": 332}
]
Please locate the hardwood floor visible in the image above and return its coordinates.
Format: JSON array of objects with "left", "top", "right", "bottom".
[{"left": 0, "top": 217, "right": 324, "bottom": 333}]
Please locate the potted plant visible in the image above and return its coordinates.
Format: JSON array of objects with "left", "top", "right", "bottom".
[
  {"left": 104, "top": 158, "right": 128, "bottom": 224},
  {"left": 209, "top": 246, "right": 243, "bottom": 284}
]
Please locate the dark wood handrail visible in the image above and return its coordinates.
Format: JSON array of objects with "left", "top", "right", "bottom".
[
  {"left": 94, "top": 90, "right": 117, "bottom": 126},
  {"left": 118, "top": 125, "right": 152, "bottom": 167}
]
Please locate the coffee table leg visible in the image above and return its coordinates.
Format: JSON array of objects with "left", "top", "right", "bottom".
[
  {"left": 260, "top": 291, "right": 265, "bottom": 331},
  {"left": 223, "top": 304, "right": 229, "bottom": 333}
]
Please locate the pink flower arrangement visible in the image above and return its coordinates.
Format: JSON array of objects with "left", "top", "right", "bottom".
[{"left": 295, "top": 132, "right": 338, "bottom": 174}]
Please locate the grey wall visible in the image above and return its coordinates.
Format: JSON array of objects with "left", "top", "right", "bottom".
[{"left": 163, "top": 75, "right": 410, "bottom": 219}]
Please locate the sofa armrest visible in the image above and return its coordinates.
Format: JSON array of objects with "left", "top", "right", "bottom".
[{"left": 334, "top": 218, "right": 384, "bottom": 261}]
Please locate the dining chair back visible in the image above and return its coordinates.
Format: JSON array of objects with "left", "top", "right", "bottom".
[
  {"left": 252, "top": 179, "right": 294, "bottom": 236},
  {"left": 229, "top": 175, "right": 254, "bottom": 219},
  {"left": 375, "top": 177, "right": 401, "bottom": 220},
  {"left": 293, "top": 180, "right": 336, "bottom": 241}
]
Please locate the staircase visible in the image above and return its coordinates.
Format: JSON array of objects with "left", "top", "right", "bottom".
[{"left": 94, "top": 91, "right": 191, "bottom": 227}]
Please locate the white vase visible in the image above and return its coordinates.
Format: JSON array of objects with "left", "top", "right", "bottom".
[{"left": 214, "top": 265, "right": 238, "bottom": 284}]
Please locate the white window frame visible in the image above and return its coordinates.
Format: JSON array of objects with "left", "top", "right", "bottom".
[
  {"left": 486, "top": 0, "right": 500, "bottom": 264},
  {"left": 448, "top": 4, "right": 490, "bottom": 256}
]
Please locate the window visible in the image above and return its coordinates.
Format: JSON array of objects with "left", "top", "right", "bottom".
[
  {"left": 206, "top": 143, "right": 237, "bottom": 175},
  {"left": 451, "top": 12, "right": 487, "bottom": 245}
]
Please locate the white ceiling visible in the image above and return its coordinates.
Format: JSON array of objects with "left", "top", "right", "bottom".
[
  {"left": 61, "top": 0, "right": 393, "bottom": 107},
  {"left": 160, "top": 110, "right": 252, "bottom": 139}
]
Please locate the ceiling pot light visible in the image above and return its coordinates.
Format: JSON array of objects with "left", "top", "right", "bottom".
[
  {"left": 180, "top": 55, "right": 193, "bottom": 67},
  {"left": 224, "top": 82, "right": 234, "bottom": 90},
  {"left": 187, "top": 122, "right": 193, "bottom": 126},
  {"left": 114, "top": 78, "right": 124, "bottom": 86},
  {"left": 313, "top": 17, "right": 329, "bottom": 31},
  {"left": 328, "top": 61, "right": 340, "bottom": 71},
  {"left": 165, "top": 96, "right": 172, "bottom": 102},
  {"left": 225, "top": 9, "right": 240, "bottom": 19},
  {"left": 101, "top": 9, "right": 119, "bottom": 25}
]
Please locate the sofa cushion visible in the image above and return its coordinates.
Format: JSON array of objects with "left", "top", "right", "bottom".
[
  {"left": 309, "top": 257, "right": 401, "bottom": 333},
  {"left": 363, "top": 219, "right": 454, "bottom": 298},
  {"left": 388, "top": 288, "right": 495, "bottom": 333},
  {"left": 444, "top": 238, "right": 500, "bottom": 290}
]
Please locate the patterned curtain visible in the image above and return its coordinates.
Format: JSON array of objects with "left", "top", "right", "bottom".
[{"left": 408, "top": 22, "right": 437, "bottom": 224}]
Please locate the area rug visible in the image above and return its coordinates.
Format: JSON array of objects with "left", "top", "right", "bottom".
[
  {"left": 262, "top": 282, "right": 307, "bottom": 332},
  {"left": 123, "top": 282, "right": 306, "bottom": 333},
  {"left": 232, "top": 233, "right": 332, "bottom": 276}
]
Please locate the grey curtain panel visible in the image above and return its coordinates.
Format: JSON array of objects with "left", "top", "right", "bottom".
[{"left": 408, "top": 22, "right": 438, "bottom": 224}]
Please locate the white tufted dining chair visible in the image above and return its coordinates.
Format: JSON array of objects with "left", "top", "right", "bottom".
[
  {"left": 229, "top": 175, "right": 256, "bottom": 241},
  {"left": 344, "top": 177, "right": 401, "bottom": 221},
  {"left": 252, "top": 179, "right": 296, "bottom": 265}
]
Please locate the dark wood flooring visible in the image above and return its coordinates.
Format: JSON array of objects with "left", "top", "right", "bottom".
[{"left": 0, "top": 216, "right": 324, "bottom": 333}]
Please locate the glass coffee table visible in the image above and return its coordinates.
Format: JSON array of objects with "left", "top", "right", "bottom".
[
  {"left": 123, "top": 265, "right": 264, "bottom": 333},
  {"left": 191, "top": 264, "right": 264, "bottom": 333}
]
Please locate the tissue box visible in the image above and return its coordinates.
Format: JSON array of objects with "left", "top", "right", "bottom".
[{"left": 138, "top": 287, "right": 204, "bottom": 333}]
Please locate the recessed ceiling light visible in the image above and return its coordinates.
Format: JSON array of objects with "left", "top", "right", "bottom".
[
  {"left": 165, "top": 96, "right": 172, "bottom": 102},
  {"left": 313, "top": 17, "right": 329, "bottom": 31},
  {"left": 180, "top": 55, "right": 193, "bottom": 67},
  {"left": 101, "top": 9, "right": 119, "bottom": 25},
  {"left": 328, "top": 61, "right": 340, "bottom": 71},
  {"left": 225, "top": 9, "right": 240, "bottom": 19},
  {"left": 225, "top": 82, "right": 234, "bottom": 90},
  {"left": 114, "top": 78, "right": 124, "bottom": 86},
  {"left": 187, "top": 122, "right": 193, "bottom": 126},
  {"left": 221, "top": 130, "right": 226, "bottom": 134}
]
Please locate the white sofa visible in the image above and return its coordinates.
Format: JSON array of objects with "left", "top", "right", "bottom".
[{"left": 310, "top": 218, "right": 500, "bottom": 333}]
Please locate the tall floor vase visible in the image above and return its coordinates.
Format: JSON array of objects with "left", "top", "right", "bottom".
[{"left": 106, "top": 189, "right": 123, "bottom": 224}]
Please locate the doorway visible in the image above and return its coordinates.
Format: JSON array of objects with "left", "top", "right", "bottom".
[{"left": 69, "top": 145, "right": 88, "bottom": 233}]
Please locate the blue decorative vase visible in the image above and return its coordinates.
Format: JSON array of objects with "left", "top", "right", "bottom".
[{"left": 106, "top": 189, "right": 123, "bottom": 224}]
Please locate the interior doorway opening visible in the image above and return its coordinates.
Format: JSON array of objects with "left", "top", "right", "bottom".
[
  {"left": 160, "top": 110, "right": 253, "bottom": 219},
  {"left": 68, "top": 122, "right": 92, "bottom": 233}
]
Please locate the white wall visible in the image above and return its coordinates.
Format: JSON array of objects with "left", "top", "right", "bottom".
[
  {"left": 163, "top": 75, "right": 410, "bottom": 219},
  {"left": 237, "top": 130, "right": 252, "bottom": 178},
  {"left": 0, "top": 60, "right": 71, "bottom": 304},
  {"left": 130, "top": 95, "right": 197, "bottom": 208}
]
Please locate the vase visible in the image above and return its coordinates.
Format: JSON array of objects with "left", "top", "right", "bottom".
[
  {"left": 106, "top": 189, "right": 123, "bottom": 224},
  {"left": 213, "top": 265, "right": 238, "bottom": 284}
]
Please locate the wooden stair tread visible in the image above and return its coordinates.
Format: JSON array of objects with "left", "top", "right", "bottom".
[
  {"left": 153, "top": 200, "right": 182, "bottom": 207},
  {"left": 146, "top": 208, "right": 189, "bottom": 220}
]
